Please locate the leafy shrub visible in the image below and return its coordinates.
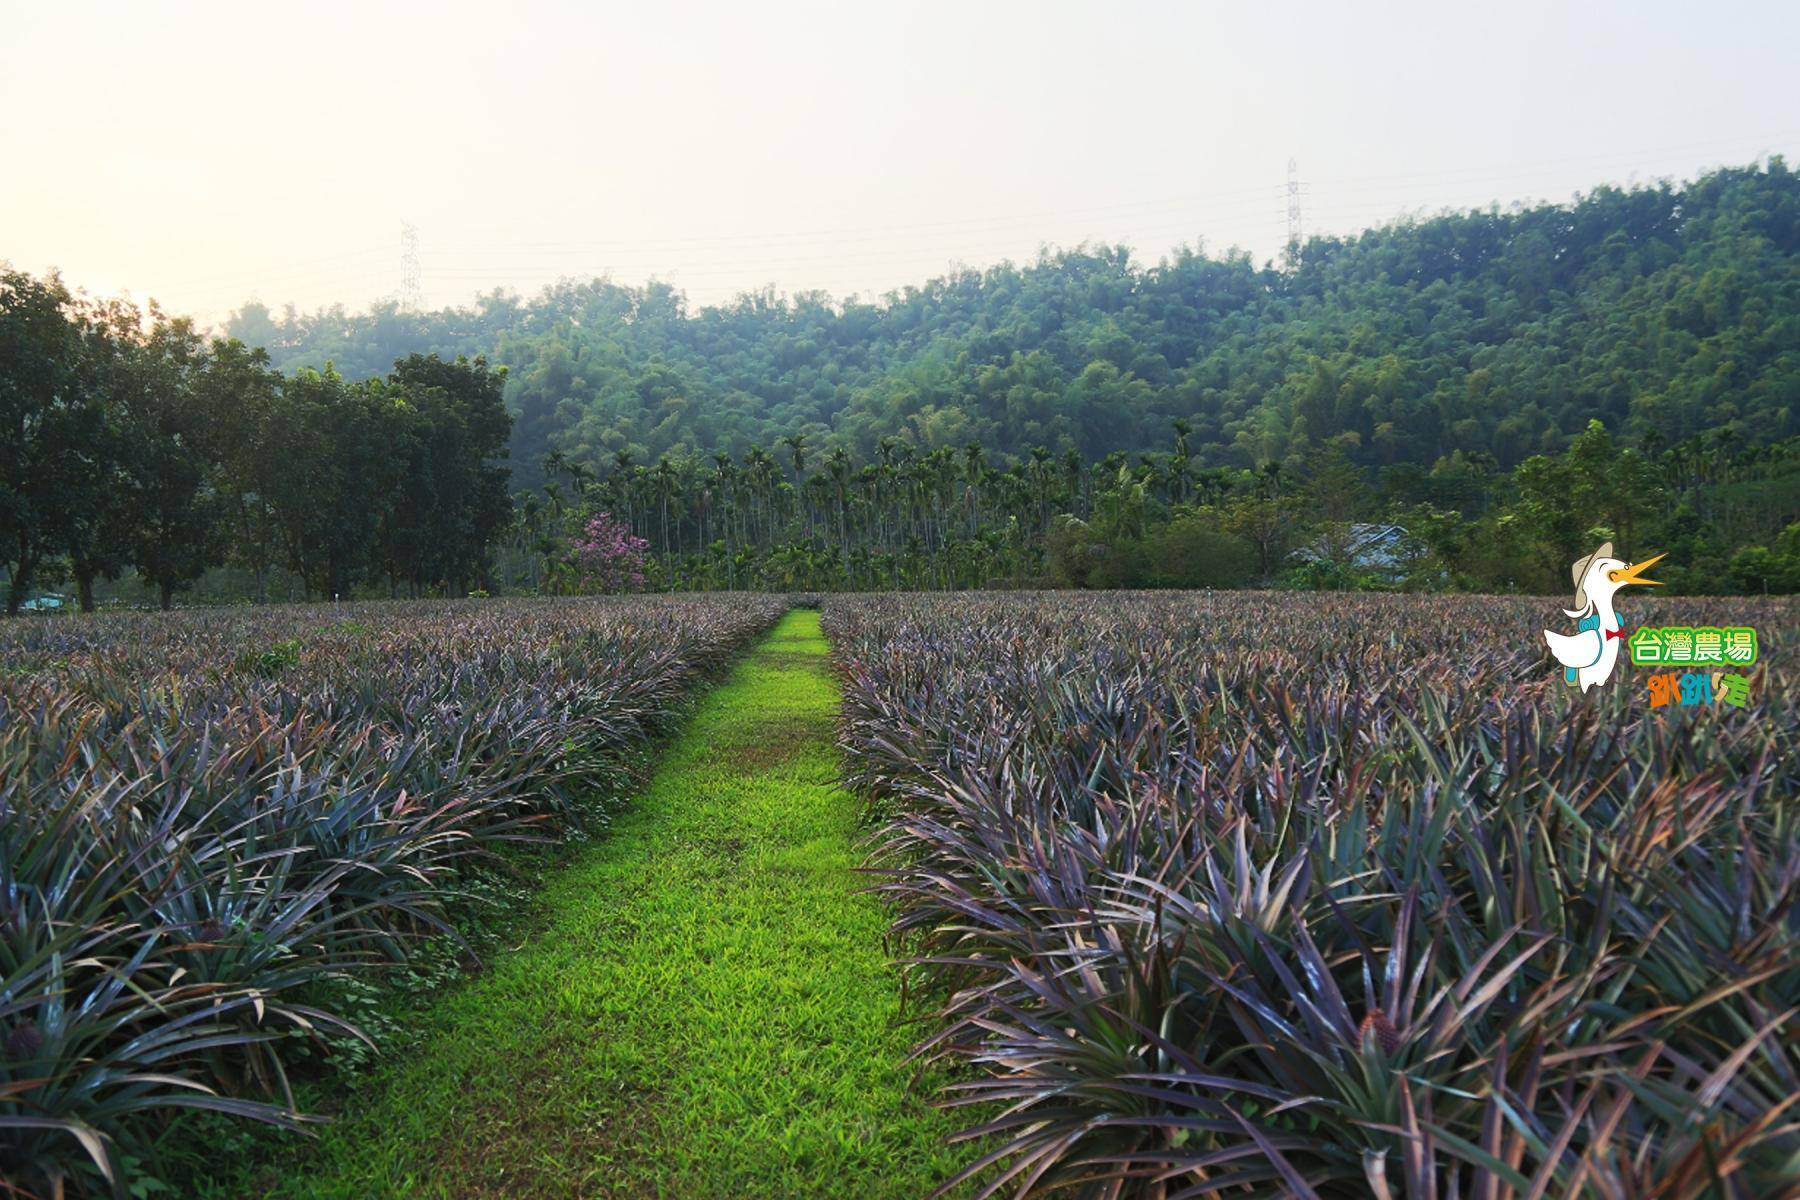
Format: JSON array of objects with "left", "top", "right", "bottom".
[
  {"left": 1141, "top": 517, "right": 1256, "bottom": 588},
  {"left": 1279, "top": 557, "right": 1381, "bottom": 591},
  {"left": 1727, "top": 525, "right": 1800, "bottom": 593},
  {"left": 233, "top": 637, "right": 302, "bottom": 676}
]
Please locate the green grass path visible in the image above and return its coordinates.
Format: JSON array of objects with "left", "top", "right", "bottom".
[{"left": 268, "top": 610, "right": 967, "bottom": 1198}]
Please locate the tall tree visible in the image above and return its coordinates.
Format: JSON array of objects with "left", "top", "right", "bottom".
[
  {"left": 382, "top": 354, "right": 513, "bottom": 595},
  {"left": 62, "top": 296, "right": 138, "bottom": 611},
  {"left": 262, "top": 367, "right": 406, "bottom": 599},
  {"left": 192, "top": 338, "right": 284, "bottom": 602},
  {"left": 117, "top": 314, "right": 217, "bottom": 610},
  {"left": 0, "top": 270, "right": 90, "bottom": 614}
]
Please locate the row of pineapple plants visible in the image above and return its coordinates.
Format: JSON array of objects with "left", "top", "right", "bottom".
[
  {"left": 826, "top": 591, "right": 1800, "bottom": 1198},
  {"left": 0, "top": 595, "right": 786, "bottom": 1197}
]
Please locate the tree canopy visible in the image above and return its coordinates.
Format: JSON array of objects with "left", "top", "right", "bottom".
[
  {"left": 0, "top": 269, "right": 512, "bottom": 611},
  {"left": 5, "top": 162, "right": 1796, "bottom": 607},
  {"left": 228, "top": 162, "right": 1799, "bottom": 493}
]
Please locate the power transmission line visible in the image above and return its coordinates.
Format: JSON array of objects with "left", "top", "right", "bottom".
[
  {"left": 400, "top": 221, "right": 421, "bottom": 312},
  {"left": 126, "top": 128, "right": 1800, "bottom": 323},
  {"left": 1285, "top": 158, "right": 1303, "bottom": 270}
]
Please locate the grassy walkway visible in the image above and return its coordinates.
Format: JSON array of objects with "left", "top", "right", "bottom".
[{"left": 264, "top": 610, "right": 967, "bottom": 1198}]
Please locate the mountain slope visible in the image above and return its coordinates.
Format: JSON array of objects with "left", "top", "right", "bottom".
[{"left": 227, "top": 161, "right": 1800, "bottom": 489}]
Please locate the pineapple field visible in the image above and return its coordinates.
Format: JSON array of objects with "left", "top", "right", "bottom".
[
  {"left": 1, "top": 592, "right": 1796, "bottom": 1198},
  {"left": 827, "top": 592, "right": 1800, "bottom": 1198},
  {"left": 0, "top": 596, "right": 787, "bottom": 1195}
]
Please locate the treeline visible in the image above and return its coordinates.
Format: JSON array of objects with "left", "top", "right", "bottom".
[
  {"left": 0, "top": 269, "right": 511, "bottom": 612},
  {"left": 230, "top": 162, "right": 1799, "bottom": 492},
  {"left": 11, "top": 162, "right": 1798, "bottom": 607},
  {"left": 516, "top": 419, "right": 1800, "bottom": 594}
]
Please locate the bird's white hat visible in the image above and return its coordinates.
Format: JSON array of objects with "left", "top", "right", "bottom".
[{"left": 1570, "top": 541, "right": 1613, "bottom": 611}]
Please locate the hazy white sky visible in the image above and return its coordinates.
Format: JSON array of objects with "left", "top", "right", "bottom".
[{"left": 3, "top": 0, "right": 1795, "bottom": 326}]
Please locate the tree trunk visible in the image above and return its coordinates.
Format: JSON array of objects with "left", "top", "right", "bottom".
[
  {"left": 159, "top": 579, "right": 174, "bottom": 611},
  {"left": 76, "top": 570, "right": 96, "bottom": 613},
  {"left": 6, "top": 550, "right": 37, "bottom": 615}
]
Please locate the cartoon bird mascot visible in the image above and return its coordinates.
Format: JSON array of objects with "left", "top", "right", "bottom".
[{"left": 1543, "top": 542, "right": 1664, "bottom": 692}]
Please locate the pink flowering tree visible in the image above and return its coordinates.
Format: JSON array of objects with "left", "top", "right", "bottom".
[{"left": 569, "top": 513, "right": 649, "bottom": 593}]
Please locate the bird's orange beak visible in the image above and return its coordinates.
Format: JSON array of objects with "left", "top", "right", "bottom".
[{"left": 1608, "top": 553, "right": 1665, "bottom": 587}]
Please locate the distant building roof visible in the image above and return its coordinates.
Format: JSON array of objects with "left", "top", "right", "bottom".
[{"left": 1297, "top": 523, "right": 1411, "bottom": 570}]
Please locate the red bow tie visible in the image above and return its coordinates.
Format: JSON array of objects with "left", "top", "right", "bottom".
[{"left": 1604, "top": 626, "right": 1625, "bottom": 641}]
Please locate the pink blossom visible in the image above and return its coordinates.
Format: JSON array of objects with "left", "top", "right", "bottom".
[{"left": 569, "top": 513, "right": 649, "bottom": 592}]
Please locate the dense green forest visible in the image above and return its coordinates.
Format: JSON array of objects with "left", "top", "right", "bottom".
[
  {"left": 4, "top": 162, "right": 1798, "bottom": 606},
  {"left": 0, "top": 270, "right": 510, "bottom": 612},
  {"left": 230, "top": 162, "right": 1798, "bottom": 493}
]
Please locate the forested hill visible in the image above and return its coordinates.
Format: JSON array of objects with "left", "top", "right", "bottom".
[{"left": 228, "top": 162, "right": 1799, "bottom": 490}]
